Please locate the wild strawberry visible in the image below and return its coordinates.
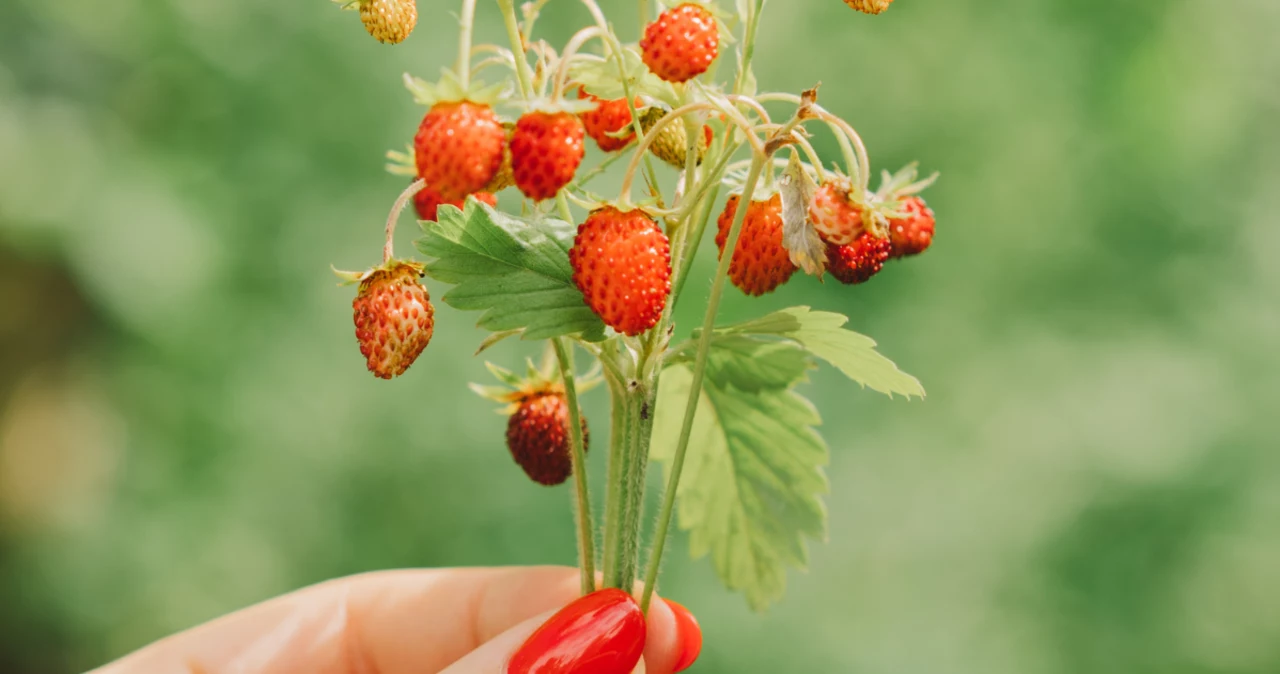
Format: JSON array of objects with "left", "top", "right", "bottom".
[
  {"left": 640, "top": 3, "right": 720, "bottom": 83},
  {"left": 506, "top": 391, "right": 589, "bottom": 486},
  {"left": 826, "top": 234, "right": 891, "bottom": 285},
  {"left": 413, "top": 185, "right": 496, "bottom": 222},
  {"left": 639, "top": 108, "right": 712, "bottom": 169},
  {"left": 570, "top": 207, "right": 672, "bottom": 336},
  {"left": 352, "top": 261, "right": 434, "bottom": 379},
  {"left": 578, "top": 88, "right": 638, "bottom": 153},
  {"left": 888, "top": 196, "right": 935, "bottom": 258},
  {"left": 842, "top": 0, "right": 894, "bottom": 14},
  {"left": 414, "top": 101, "right": 506, "bottom": 201},
  {"left": 510, "top": 111, "right": 586, "bottom": 201},
  {"left": 715, "top": 194, "right": 797, "bottom": 296},
  {"left": 809, "top": 179, "right": 866, "bottom": 245},
  {"left": 358, "top": 0, "right": 417, "bottom": 44}
]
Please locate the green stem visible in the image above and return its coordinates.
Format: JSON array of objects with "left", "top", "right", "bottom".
[
  {"left": 600, "top": 361, "right": 630, "bottom": 586},
  {"left": 639, "top": 153, "right": 767, "bottom": 612},
  {"left": 671, "top": 181, "right": 720, "bottom": 307},
  {"left": 457, "top": 0, "right": 478, "bottom": 89},
  {"left": 497, "top": 0, "right": 533, "bottom": 99},
  {"left": 734, "top": 0, "right": 765, "bottom": 95},
  {"left": 556, "top": 191, "right": 575, "bottom": 224},
  {"left": 638, "top": 0, "right": 651, "bottom": 33},
  {"left": 614, "top": 381, "right": 646, "bottom": 590},
  {"left": 554, "top": 338, "right": 596, "bottom": 596}
]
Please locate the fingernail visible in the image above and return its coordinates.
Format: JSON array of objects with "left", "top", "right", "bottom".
[
  {"left": 507, "top": 588, "right": 646, "bottom": 674},
  {"left": 664, "top": 599, "right": 702, "bottom": 672}
]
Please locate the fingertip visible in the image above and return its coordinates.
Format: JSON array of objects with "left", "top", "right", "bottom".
[
  {"left": 664, "top": 599, "right": 702, "bottom": 672},
  {"left": 641, "top": 595, "right": 681, "bottom": 674}
]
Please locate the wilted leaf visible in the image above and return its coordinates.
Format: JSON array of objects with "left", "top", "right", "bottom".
[{"left": 778, "top": 152, "right": 826, "bottom": 276}]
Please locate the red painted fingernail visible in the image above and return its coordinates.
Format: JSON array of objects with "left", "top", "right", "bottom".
[
  {"left": 507, "top": 588, "right": 647, "bottom": 674},
  {"left": 665, "top": 599, "right": 702, "bottom": 672}
]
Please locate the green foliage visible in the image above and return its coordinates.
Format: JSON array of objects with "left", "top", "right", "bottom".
[
  {"left": 655, "top": 306, "right": 920, "bottom": 608},
  {"left": 415, "top": 200, "right": 605, "bottom": 341},
  {"left": 568, "top": 47, "right": 679, "bottom": 107},
  {"left": 721, "top": 306, "right": 925, "bottom": 399},
  {"left": 651, "top": 353, "right": 828, "bottom": 611}
]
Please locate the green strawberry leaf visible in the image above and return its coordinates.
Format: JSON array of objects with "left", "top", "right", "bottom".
[
  {"left": 415, "top": 200, "right": 606, "bottom": 342},
  {"left": 568, "top": 47, "right": 680, "bottom": 108},
  {"left": 651, "top": 353, "right": 829, "bottom": 611},
  {"left": 714, "top": 306, "right": 925, "bottom": 399}
]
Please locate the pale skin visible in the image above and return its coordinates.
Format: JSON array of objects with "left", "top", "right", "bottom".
[{"left": 93, "top": 566, "right": 683, "bottom": 674}]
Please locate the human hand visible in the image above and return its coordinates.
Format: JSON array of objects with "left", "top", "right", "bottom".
[{"left": 93, "top": 566, "right": 702, "bottom": 674}]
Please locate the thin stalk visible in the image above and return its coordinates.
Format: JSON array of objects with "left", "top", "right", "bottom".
[
  {"left": 457, "top": 0, "right": 478, "bottom": 88},
  {"left": 638, "top": 0, "right": 651, "bottom": 32},
  {"left": 497, "top": 0, "right": 534, "bottom": 99},
  {"left": 556, "top": 191, "right": 575, "bottom": 224},
  {"left": 384, "top": 179, "right": 426, "bottom": 263},
  {"left": 640, "top": 154, "right": 766, "bottom": 612},
  {"left": 554, "top": 338, "right": 596, "bottom": 596},
  {"left": 734, "top": 0, "right": 765, "bottom": 95},
  {"left": 671, "top": 181, "right": 720, "bottom": 306}
]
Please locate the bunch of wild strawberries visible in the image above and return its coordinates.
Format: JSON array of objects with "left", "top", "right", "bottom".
[
  {"left": 337, "top": 0, "right": 932, "bottom": 488},
  {"left": 337, "top": 0, "right": 931, "bottom": 660}
]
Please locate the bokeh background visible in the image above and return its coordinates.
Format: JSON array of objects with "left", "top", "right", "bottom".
[{"left": 2, "top": 0, "right": 1279, "bottom": 671}]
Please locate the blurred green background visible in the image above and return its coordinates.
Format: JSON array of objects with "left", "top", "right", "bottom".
[{"left": 2, "top": 0, "right": 1279, "bottom": 672}]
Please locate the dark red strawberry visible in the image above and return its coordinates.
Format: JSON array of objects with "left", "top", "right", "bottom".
[
  {"left": 506, "top": 392, "right": 589, "bottom": 486},
  {"left": 827, "top": 234, "right": 891, "bottom": 285}
]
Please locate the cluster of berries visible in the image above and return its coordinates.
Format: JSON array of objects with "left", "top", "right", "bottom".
[{"left": 340, "top": 0, "right": 926, "bottom": 490}]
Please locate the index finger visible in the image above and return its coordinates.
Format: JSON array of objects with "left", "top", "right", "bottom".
[{"left": 94, "top": 566, "right": 586, "bottom": 674}]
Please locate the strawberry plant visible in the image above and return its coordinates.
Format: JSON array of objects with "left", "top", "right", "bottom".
[{"left": 334, "top": 0, "right": 934, "bottom": 617}]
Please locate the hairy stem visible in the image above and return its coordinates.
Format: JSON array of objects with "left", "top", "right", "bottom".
[
  {"left": 639, "top": 153, "right": 766, "bottom": 612},
  {"left": 554, "top": 338, "right": 596, "bottom": 596},
  {"left": 600, "top": 355, "right": 630, "bottom": 587}
]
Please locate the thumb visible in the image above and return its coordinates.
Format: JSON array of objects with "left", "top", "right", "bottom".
[{"left": 441, "top": 588, "right": 658, "bottom": 674}]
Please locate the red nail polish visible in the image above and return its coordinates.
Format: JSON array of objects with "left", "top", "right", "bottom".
[
  {"left": 508, "top": 588, "right": 647, "bottom": 674},
  {"left": 664, "top": 599, "right": 702, "bottom": 672}
]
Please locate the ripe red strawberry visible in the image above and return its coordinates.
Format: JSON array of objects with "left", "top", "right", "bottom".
[
  {"left": 827, "top": 234, "right": 891, "bottom": 285},
  {"left": 640, "top": 3, "right": 719, "bottom": 83},
  {"left": 413, "top": 185, "right": 496, "bottom": 221},
  {"left": 359, "top": 0, "right": 417, "bottom": 44},
  {"left": 578, "top": 88, "right": 638, "bottom": 152},
  {"left": 506, "top": 391, "right": 589, "bottom": 486},
  {"left": 510, "top": 111, "right": 586, "bottom": 201},
  {"left": 843, "top": 0, "right": 894, "bottom": 14},
  {"left": 888, "top": 196, "right": 936, "bottom": 258},
  {"left": 809, "top": 179, "right": 866, "bottom": 245},
  {"left": 414, "top": 101, "right": 505, "bottom": 201},
  {"left": 352, "top": 261, "right": 434, "bottom": 379},
  {"left": 715, "top": 194, "right": 797, "bottom": 296},
  {"left": 570, "top": 207, "right": 672, "bottom": 336}
]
